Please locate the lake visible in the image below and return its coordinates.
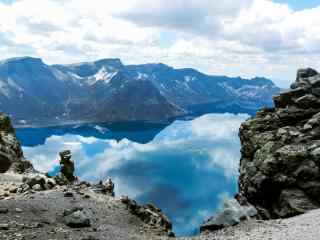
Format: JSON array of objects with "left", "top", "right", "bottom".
[{"left": 15, "top": 113, "right": 249, "bottom": 236}]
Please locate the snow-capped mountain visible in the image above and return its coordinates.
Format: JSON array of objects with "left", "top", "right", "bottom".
[{"left": 0, "top": 57, "right": 279, "bottom": 126}]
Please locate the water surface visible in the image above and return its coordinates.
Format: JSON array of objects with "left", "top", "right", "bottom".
[{"left": 16, "top": 113, "right": 248, "bottom": 236}]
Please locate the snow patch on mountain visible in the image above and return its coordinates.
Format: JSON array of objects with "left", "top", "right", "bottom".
[
  {"left": 184, "top": 76, "right": 196, "bottom": 82},
  {"left": 87, "top": 67, "right": 118, "bottom": 86},
  {"left": 94, "top": 125, "right": 109, "bottom": 134},
  {"left": 0, "top": 77, "right": 24, "bottom": 98},
  {"left": 136, "top": 72, "right": 149, "bottom": 80},
  {"left": 69, "top": 72, "right": 84, "bottom": 80},
  {"left": 219, "top": 82, "right": 270, "bottom": 98},
  {"left": 0, "top": 80, "right": 10, "bottom": 97},
  {"left": 7, "top": 78, "right": 24, "bottom": 92}
]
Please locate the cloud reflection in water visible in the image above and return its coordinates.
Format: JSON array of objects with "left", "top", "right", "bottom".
[{"left": 21, "top": 113, "right": 249, "bottom": 236}]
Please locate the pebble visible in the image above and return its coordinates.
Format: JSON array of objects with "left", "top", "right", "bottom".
[
  {"left": 15, "top": 208, "right": 23, "bottom": 213},
  {"left": 0, "top": 223, "right": 9, "bottom": 230},
  {"left": 9, "top": 187, "right": 17, "bottom": 193},
  {"left": 32, "top": 184, "right": 43, "bottom": 191},
  {"left": 0, "top": 207, "right": 8, "bottom": 214},
  {"left": 64, "top": 191, "right": 74, "bottom": 197}
]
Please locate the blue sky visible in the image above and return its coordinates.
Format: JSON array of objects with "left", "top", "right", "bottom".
[
  {"left": 274, "top": 0, "right": 319, "bottom": 10},
  {"left": 0, "top": 0, "right": 320, "bottom": 87},
  {"left": 0, "top": 0, "right": 16, "bottom": 5}
]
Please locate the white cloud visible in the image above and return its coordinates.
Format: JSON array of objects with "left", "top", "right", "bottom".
[
  {"left": 191, "top": 113, "right": 249, "bottom": 140},
  {"left": 1, "top": 0, "right": 320, "bottom": 86}
]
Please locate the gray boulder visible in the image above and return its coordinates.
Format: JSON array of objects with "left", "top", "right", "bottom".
[
  {"left": 200, "top": 199, "right": 257, "bottom": 232},
  {"left": 63, "top": 207, "right": 91, "bottom": 228}
]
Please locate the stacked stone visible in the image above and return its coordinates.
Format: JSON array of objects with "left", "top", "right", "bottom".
[{"left": 55, "top": 150, "right": 76, "bottom": 185}]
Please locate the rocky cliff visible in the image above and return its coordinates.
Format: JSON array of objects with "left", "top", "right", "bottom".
[
  {"left": 0, "top": 113, "right": 32, "bottom": 173},
  {"left": 237, "top": 68, "right": 320, "bottom": 219}
]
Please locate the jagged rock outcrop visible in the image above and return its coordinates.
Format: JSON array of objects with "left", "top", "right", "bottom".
[
  {"left": 120, "top": 196, "right": 174, "bottom": 237},
  {"left": 90, "top": 179, "right": 115, "bottom": 196},
  {"left": 0, "top": 113, "right": 33, "bottom": 173},
  {"left": 237, "top": 68, "right": 320, "bottom": 219}
]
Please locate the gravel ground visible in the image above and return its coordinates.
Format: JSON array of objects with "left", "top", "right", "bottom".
[
  {"left": 187, "top": 209, "right": 320, "bottom": 240},
  {"left": 0, "top": 173, "right": 173, "bottom": 240}
]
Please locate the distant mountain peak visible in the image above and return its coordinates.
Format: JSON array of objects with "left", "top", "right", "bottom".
[
  {"left": 0, "top": 56, "right": 44, "bottom": 65},
  {"left": 0, "top": 56, "right": 280, "bottom": 125},
  {"left": 94, "top": 58, "right": 123, "bottom": 66}
]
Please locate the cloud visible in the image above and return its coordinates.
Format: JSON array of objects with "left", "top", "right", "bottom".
[
  {"left": 17, "top": 16, "right": 61, "bottom": 35},
  {"left": 114, "top": 0, "right": 254, "bottom": 40},
  {"left": 1, "top": 0, "right": 320, "bottom": 86}
]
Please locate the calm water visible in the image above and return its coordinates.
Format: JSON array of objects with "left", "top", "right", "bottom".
[{"left": 16, "top": 113, "right": 249, "bottom": 236}]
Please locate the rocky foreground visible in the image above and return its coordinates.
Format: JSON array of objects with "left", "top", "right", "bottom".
[
  {"left": 0, "top": 172, "right": 174, "bottom": 240},
  {"left": 196, "top": 209, "right": 320, "bottom": 240}
]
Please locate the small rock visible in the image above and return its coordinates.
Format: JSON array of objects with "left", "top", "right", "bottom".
[
  {"left": 0, "top": 223, "right": 9, "bottom": 230},
  {"left": 64, "top": 191, "right": 74, "bottom": 197},
  {"left": 0, "top": 208, "right": 8, "bottom": 214},
  {"left": 63, "top": 207, "right": 83, "bottom": 216},
  {"left": 32, "top": 184, "right": 43, "bottom": 191},
  {"left": 9, "top": 187, "right": 17, "bottom": 193},
  {"left": 23, "top": 175, "right": 46, "bottom": 188},
  {"left": 15, "top": 208, "right": 23, "bottom": 213},
  {"left": 81, "top": 236, "right": 98, "bottom": 240}
]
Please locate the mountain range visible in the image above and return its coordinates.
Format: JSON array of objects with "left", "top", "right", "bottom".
[{"left": 0, "top": 57, "right": 280, "bottom": 126}]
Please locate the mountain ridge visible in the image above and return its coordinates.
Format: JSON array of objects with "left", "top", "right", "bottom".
[{"left": 0, "top": 56, "right": 280, "bottom": 126}]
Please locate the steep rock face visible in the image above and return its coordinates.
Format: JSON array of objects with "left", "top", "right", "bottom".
[
  {"left": 0, "top": 113, "right": 32, "bottom": 173},
  {"left": 238, "top": 68, "right": 320, "bottom": 219}
]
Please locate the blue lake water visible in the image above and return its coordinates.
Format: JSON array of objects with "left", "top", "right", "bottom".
[{"left": 15, "top": 113, "right": 249, "bottom": 236}]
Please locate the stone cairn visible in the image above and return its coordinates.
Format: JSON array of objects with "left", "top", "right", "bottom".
[{"left": 55, "top": 150, "right": 76, "bottom": 185}]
